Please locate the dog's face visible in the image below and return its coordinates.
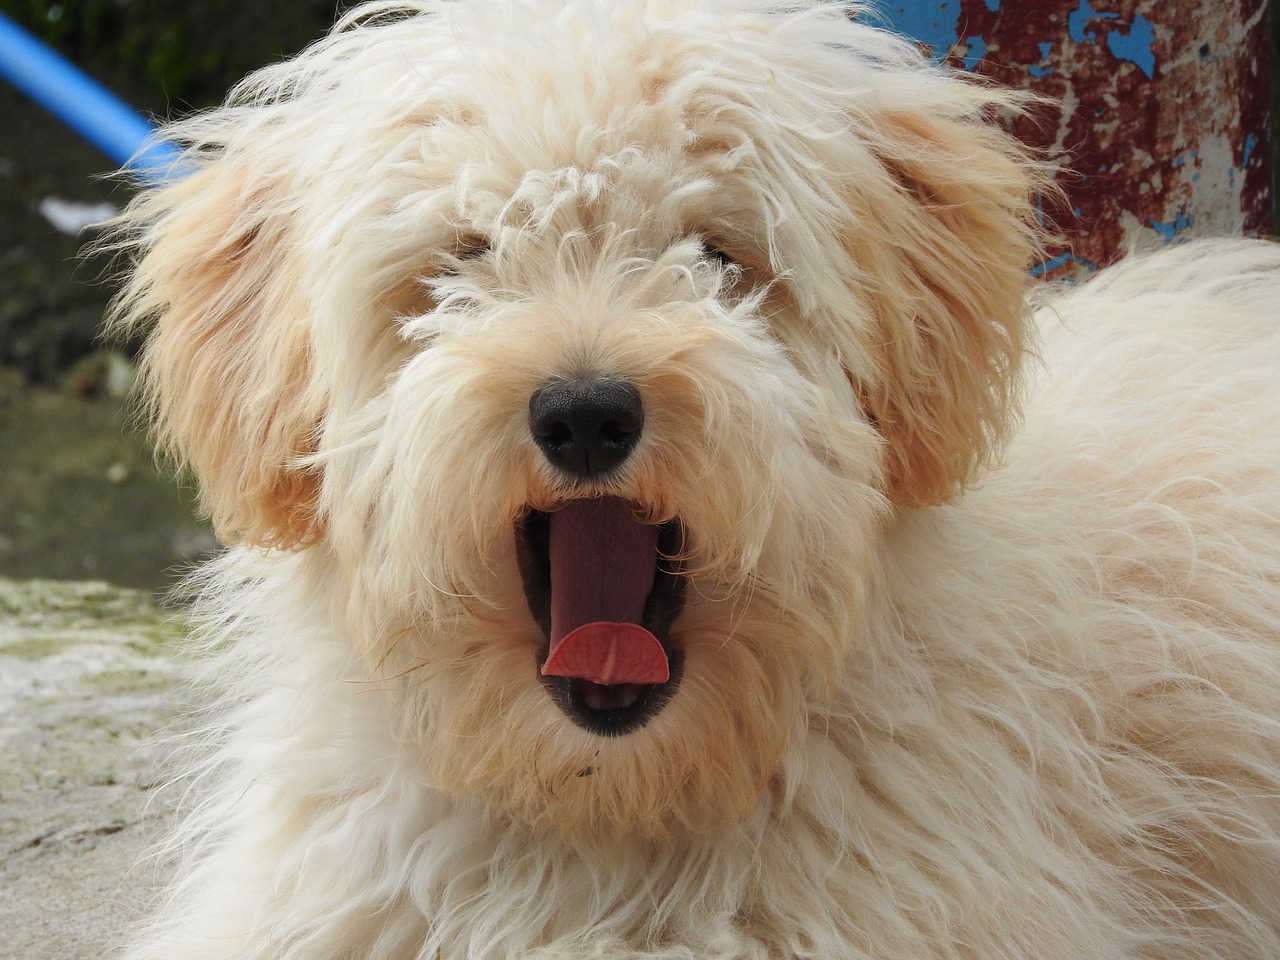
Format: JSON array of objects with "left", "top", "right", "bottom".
[{"left": 114, "top": 0, "right": 1041, "bottom": 840}]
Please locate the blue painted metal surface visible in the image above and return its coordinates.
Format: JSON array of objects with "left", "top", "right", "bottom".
[
  {"left": 878, "top": 0, "right": 1273, "bottom": 274},
  {"left": 881, "top": 3, "right": 963, "bottom": 58},
  {"left": 0, "top": 11, "right": 182, "bottom": 181}
]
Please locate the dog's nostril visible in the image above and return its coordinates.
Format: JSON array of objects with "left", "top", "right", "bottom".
[
  {"left": 529, "top": 379, "right": 644, "bottom": 478},
  {"left": 540, "top": 421, "right": 575, "bottom": 446}
]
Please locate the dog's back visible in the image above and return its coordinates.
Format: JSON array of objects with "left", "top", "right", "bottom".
[{"left": 859, "top": 239, "right": 1280, "bottom": 958}]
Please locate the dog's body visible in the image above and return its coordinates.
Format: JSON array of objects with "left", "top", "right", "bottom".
[{"left": 113, "top": 1, "right": 1280, "bottom": 957}]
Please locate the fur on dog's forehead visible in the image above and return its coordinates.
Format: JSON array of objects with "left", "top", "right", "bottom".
[
  {"left": 330, "top": 0, "right": 888, "bottom": 138},
  {"left": 231, "top": 0, "right": 934, "bottom": 268}
]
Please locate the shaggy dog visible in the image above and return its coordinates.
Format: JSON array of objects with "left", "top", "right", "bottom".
[{"left": 111, "top": 0, "right": 1280, "bottom": 957}]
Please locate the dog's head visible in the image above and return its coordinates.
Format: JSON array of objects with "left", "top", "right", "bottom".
[{"left": 112, "top": 0, "right": 1044, "bottom": 840}]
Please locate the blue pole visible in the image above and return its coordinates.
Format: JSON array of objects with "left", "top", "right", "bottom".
[{"left": 0, "top": 11, "right": 183, "bottom": 181}]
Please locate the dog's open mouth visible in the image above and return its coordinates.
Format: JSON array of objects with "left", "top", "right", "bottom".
[{"left": 516, "top": 497, "right": 686, "bottom": 736}]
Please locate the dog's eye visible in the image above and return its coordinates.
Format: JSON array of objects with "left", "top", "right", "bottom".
[
  {"left": 455, "top": 236, "right": 492, "bottom": 261},
  {"left": 700, "top": 241, "right": 736, "bottom": 270},
  {"left": 436, "top": 236, "right": 492, "bottom": 280}
]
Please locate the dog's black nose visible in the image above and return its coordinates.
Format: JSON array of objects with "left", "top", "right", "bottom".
[{"left": 529, "top": 379, "right": 643, "bottom": 478}]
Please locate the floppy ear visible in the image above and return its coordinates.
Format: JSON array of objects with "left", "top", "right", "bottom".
[
  {"left": 109, "top": 162, "right": 327, "bottom": 549},
  {"left": 847, "top": 107, "right": 1046, "bottom": 507}
]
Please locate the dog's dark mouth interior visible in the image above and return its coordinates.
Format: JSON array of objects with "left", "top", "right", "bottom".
[{"left": 516, "top": 499, "right": 686, "bottom": 736}]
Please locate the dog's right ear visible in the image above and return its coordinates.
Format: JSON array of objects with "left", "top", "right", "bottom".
[{"left": 109, "top": 162, "right": 327, "bottom": 550}]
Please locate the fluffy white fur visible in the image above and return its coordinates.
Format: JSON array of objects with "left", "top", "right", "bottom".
[{"left": 110, "top": 1, "right": 1280, "bottom": 957}]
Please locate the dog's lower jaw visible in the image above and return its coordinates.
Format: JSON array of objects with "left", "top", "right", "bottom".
[
  {"left": 424, "top": 705, "right": 802, "bottom": 846},
  {"left": 402, "top": 608, "right": 810, "bottom": 844},
  {"left": 538, "top": 659, "right": 684, "bottom": 738}
]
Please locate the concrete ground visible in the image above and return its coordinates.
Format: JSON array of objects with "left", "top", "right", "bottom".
[{"left": 0, "top": 578, "right": 187, "bottom": 960}]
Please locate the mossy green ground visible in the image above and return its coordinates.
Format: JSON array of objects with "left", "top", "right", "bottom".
[{"left": 0, "top": 371, "right": 215, "bottom": 590}]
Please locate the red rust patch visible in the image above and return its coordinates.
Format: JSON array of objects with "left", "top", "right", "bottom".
[{"left": 889, "top": 0, "right": 1273, "bottom": 276}]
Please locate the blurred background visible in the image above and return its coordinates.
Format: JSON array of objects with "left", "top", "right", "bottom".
[
  {"left": 0, "top": 0, "right": 338, "bottom": 590},
  {"left": 0, "top": 0, "right": 1276, "bottom": 593}
]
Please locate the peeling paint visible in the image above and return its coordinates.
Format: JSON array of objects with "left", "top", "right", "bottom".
[
  {"left": 1068, "top": 1, "right": 1120, "bottom": 44},
  {"left": 878, "top": 0, "right": 1273, "bottom": 276},
  {"left": 1151, "top": 208, "right": 1196, "bottom": 241},
  {"left": 884, "top": 3, "right": 961, "bottom": 62},
  {"left": 1105, "top": 13, "right": 1156, "bottom": 77},
  {"left": 1242, "top": 131, "right": 1259, "bottom": 166},
  {"left": 961, "top": 34, "right": 988, "bottom": 70},
  {"left": 1029, "top": 41, "right": 1056, "bottom": 77}
]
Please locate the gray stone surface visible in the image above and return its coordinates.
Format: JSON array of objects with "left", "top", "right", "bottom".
[{"left": 0, "top": 578, "right": 188, "bottom": 960}]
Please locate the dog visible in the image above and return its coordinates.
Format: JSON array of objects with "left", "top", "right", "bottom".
[{"left": 109, "top": 0, "right": 1280, "bottom": 957}]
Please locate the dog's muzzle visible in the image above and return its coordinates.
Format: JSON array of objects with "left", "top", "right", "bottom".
[{"left": 521, "top": 380, "right": 685, "bottom": 734}]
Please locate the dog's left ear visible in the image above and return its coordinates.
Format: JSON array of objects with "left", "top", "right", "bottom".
[
  {"left": 109, "top": 161, "right": 328, "bottom": 549},
  {"left": 847, "top": 106, "right": 1046, "bottom": 507}
]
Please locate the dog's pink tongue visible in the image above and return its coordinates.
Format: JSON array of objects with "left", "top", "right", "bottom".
[{"left": 540, "top": 498, "right": 669, "bottom": 685}]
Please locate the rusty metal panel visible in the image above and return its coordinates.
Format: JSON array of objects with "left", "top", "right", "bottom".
[{"left": 880, "top": 0, "right": 1272, "bottom": 275}]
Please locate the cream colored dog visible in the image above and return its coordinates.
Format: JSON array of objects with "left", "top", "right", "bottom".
[{"left": 111, "top": 0, "right": 1280, "bottom": 957}]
